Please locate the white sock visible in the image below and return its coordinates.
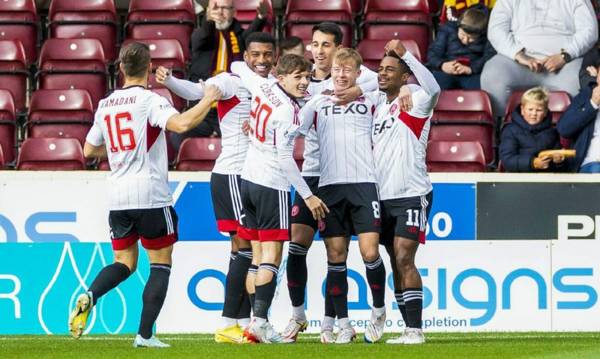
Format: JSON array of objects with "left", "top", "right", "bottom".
[
  {"left": 221, "top": 316, "right": 237, "bottom": 328},
  {"left": 321, "top": 316, "right": 335, "bottom": 331},
  {"left": 338, "top": 317, "right": 350, "bottom": 329},
  {"left": 372, "top": 306, "right": 386, "bottom": 319},
  {"left": 292, "top": 305, "right": 306, "bottom": 321},
  {"left": 254, "top": 317, "right": 267, "bottom": 325},
  {"left": 238, "top": 317, "right": 250, "bottom": 328}
]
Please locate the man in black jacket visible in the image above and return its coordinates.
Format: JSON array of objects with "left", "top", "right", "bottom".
[{"left": 173, "top": 0, "right": 268, "bottom": 147}]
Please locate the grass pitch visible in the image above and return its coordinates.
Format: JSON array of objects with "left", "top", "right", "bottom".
[{"left": 2, "top": 333, "right": 600, "bottom": 359}]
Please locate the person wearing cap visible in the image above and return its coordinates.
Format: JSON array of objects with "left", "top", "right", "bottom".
[{"left": 426, "top": 7, "right": 496, "bottom": 90}]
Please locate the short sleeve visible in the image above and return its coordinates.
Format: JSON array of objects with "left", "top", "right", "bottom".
[
  {"left": 85, "top": 116, "right": 104, "bottom": 146},
  {"left": 148, "top": 93, "right": 179, "bottom": 130},
  {"left": 206, "top": 72, "right": 241, "bottom": 100}
]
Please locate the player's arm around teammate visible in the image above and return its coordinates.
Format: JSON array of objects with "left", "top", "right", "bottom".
[{"left": 373, "top": 39, "right": 441, "bottom": 345}]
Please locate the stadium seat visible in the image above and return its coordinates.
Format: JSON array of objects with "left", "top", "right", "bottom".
[
  {"left": 503, "top": 91, "right": 571, "bottom": 125},
  {"left": 350, "top": 0, "right": 364, "bottom": 14},
  {"left": 285, "top": 0, "right": 353, "bottom": 47},
  {"left": 0, "top": 144, "right": 4, "bottom": 168},
  {"left": 293, "top": 136, "right": 305, "bottom": 170},
  {"left": 426, "top": 140, "right": 486, "bottom": 172},
  {"left": 233, "top": 0, "right": 274, "bottom": 33},
  {"left": 357, "top": 39, "right": 422, "bottom": 70},
  {"left": 429, "top": 90, "right": 495, "bottom": 164},
  {"left": 26, "top": 89, "right": 94, "bottom": 145},
  {"left": 37, "top": 38, "right": 108, "bottom": 108},
  {"left": 175, "top": 137, "right": 222, "bottom": 171},
  {"left": 0, "top": 0, "right": 38, "bottom": 64},
  {"left": 126, "top": 0, "right": 196, "bottom": 60},
  {"left": 0, "top": 89, "right": 16, "bottom": 164},
  {"left": 17, "top": 137, "right": 85, "bottom": 170},
  {"left": 363, "top": 0, "right": 431, "bottom": 60},
  {"left": 98, "top": 159, "right": 110, "bottom": 170},
  {"left": 48, "top": 0, "right": 118, "bottom": 61},
  {"left": 119, "top": 39, "right": 187, "bottom": 111},
  {"left": 0, "top": 40, "right": 28, "bottom": 113}
]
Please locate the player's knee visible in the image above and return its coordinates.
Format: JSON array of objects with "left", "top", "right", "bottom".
[
  {"left": 327, "top": 248, "right": 347, "bottom": 262},
  {"left": 396, "top": 254, "right": 416, "bottom": 274},
  {"left": 360, "top": 246, "right": 380, "bottom": 263}
]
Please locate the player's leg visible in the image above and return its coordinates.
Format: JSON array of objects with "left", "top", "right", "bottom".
[
  {"left": 238, "top": 179, "right": 260, "bottom": 316},
  {"left": 350, "top": 184, "right": 386, "bottom": 343},
  {"left": 384, "top": 243, "right": 408, "bottom": 326},
  {"left": 69, "top": 210, "right": 137, "bottom": 339},
  {"left": 134, "top": 206, "right": 179, "bottom": 348},
  {"left": 324, "top": 236, "right": 353, "bottom": 344},
  {"left": 386, "top": 192, "right": 432, "bottom": 345},
  {"left": 285, "top": 176, "right": 320, "bottom": 339},
  {"left": 245, "top": 187, "right": 289, "bottom": 343},
  {"left": 233, "top": 235, "right": 252, "bottom": 328},
  {"left": 212, "top": 173, "right": 253, "bottom": 342}
]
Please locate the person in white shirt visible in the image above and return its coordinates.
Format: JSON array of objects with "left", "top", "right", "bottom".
[
  {"left": 282, "top": 22, "right": 379, "bottom": 344},
  {"left": 296, "top": 48, "right": 388, "bottom": 344},
  {"left": 155, "top": 32, "right": 277, "bottom": 343},
  {"left": 68, "top": 42, "right": 223, "bottom": 348},
  {"left": 481, "top": 0, "right": 598, "bottom": 117},
  {"left": 372, "top": 40, "right": 441, "bottom": 345},
  {"left": 231, "top": 54, "right": 329, "bottom": 343}
]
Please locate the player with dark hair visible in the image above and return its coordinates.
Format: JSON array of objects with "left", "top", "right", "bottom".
[
  {"left": 279, "top": 36, "right": 305, "bottom": 57},
  {"left": 155, "top": 31, "right": 277, "bottom": 343},
  {"left": 231, "top": 54, "right": 329, "bottom": 343},
  {"left": 373, "top": 40, "right": 440, "bottom": 345},
  {"left": 69, "top": 42, "right": 223, "bottom": 348}
]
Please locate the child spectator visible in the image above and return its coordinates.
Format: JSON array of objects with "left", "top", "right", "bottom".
[
  {"left": 441, "top": 0, "right": 495, "bottom": 23},
  {"left": 500, "top": 87, "right": 566, "bottom": 172},
  {"left": 278, "top": 36, "right": 305, "bottom": 57},
  {"left": 427, "top": 7, "right": 496, "bottom": 90}
]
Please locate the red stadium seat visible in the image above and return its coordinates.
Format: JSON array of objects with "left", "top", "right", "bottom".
[
  {"left": 17, "top": 137, "right": 85, "bottom": 170},
  {"left": 37, "top": 38, "right": 108, "bottom": 108},
  {"left": 119, "top": 39, "right": 186, "bottom": 111},
  {"left": 503, "top": 91, "right": 571, "bottom": 125},
  {"left": 0, "top": 0, "right": 38, "bottom": 64},
  {"left": 48, "top": 0, "right": 118, "bottom": 61},
  {"left": 357, "top": 39, "right": 422, "bottom": 70},
  {"left": 0, "top": 40, "right": 28, "bottom": 113},
  {"left": 363, "top": 0, "right": 431, "bottom": 60},
  {"left": 233, "top": 0, "right": 274, "bottom": 33},
  {"left": 285, "top": 0, "right": 353, "bottom": 47},
  {"left": 98, "top": 159, "right": 110, "bottom": 170},
  {"left": 293, "top": 136, "right": 305, "bottom": 170},
  {"left": 426, "top": 140, "right": 486, "bottom": 172},
  {"left": 0, "top": 144, "right": 4, "bottom": 168},
  {"left": 175, "top": 137, "right": 222, "bottom": 171},
  {"left": 429, "top": 90, "right": 495, "bottom": 164},
  {"left": 0, "top": 89, "right": 16, "bottom": 164},
  {"left": 350, "top": 0, "right": 364, "bottom": 14},
  {"left": 126, "top": 0, "right": 196, "bottom": 60},
  {"left": 27, "top": 89, "right": 94, "bottom": 145}
]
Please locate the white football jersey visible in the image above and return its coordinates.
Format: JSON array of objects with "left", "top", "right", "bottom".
[
  {"left": 163, "top": 72, "right": 252, "bottom": 175},
  {"left": 299, "top": 91, "right": 386, "bottom": 187},
  {"left": 372, "top": 51, "right": 440, "bottom": 200},
  {"left": 300, "top": 65, "right": 379, "bottom": 177},
  {"left": 231, "top": 64, "right": 307, "bottom": 194},
  {"left": 86, "top": 86, "right": 178, "bottom": 210}
]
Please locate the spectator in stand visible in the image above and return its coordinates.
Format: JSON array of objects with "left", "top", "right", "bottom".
[
  {"left": 481, "top": 0, "right": 598, "bottom": 118},
  {"left": 500, "top": 87, "right": 566, "bottom": 172},
  {"left": 579, "top": 42, "right": 600, "bottom": 88},
  {"left": 441, "top": 0, "right": 495, "bottom": 23},
  {"left": 557, "top": 66, "right": 600, "bottom": 173},
  {"left": 426, "top": 7, "right": 495, "bottom": 90},
  {"left": 278, "top": 36, "right": 305, "bottom": 57},
  {"left": 172, "top": 0, "right": 268, "bottom": 148}
]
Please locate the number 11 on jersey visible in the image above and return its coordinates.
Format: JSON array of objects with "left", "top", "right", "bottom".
[{"left": 104, "top": 112, "right": 136, "bottom": 152}]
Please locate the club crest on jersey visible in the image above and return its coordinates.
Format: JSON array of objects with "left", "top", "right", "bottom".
[
  {"left": 390, "top": 103, "right": 399, "bottom": 115},
  {"left": 321, "top": 103, "right": 369, "bottom": 116},
  {"left": 291, "top": 205, "right": 300, "bottom": 217}
]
